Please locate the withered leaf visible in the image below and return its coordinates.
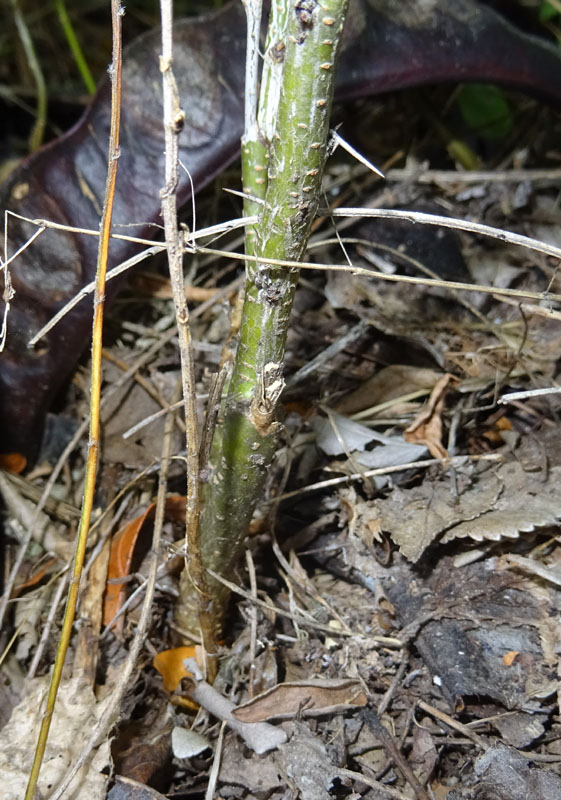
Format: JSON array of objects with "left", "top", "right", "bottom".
[
  {"left": 374, "top": 461, "right": 561, "bottom": 562},
  {"left": 104, "top": 496, "right": 186, "bottom": 633},
  {"left": 153, "top": 646, "right": 198, "bottom": 692},
  {"left": 404, "top": 373, "right": 459, "bottom": 459},
  {"left": 232, "top": 678, "right": 367, "bottom": 723}
]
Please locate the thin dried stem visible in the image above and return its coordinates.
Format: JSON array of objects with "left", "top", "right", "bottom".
[
  {"left": 332, "top": 206, "right": 561, "bottom": 257},
  {"left": 24, "top": 2, "right": 123, "bottom": 797},
  {"left": 159, "top": 0, "right": 217, "bottom": 675},
  {"left": 194, "top": 245, "right": 561, "bottom": 303},
  {"left": 20, "top": 214, "right": 254, "bottom": 346}
]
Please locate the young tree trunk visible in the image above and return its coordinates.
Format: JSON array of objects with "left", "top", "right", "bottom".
[{"left": 177, "top": 0, "right": 350, "bottom": 635}]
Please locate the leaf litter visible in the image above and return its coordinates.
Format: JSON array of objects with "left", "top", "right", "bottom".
[{"left": 3, "top": 20, "right": 561, "bottom": 800}]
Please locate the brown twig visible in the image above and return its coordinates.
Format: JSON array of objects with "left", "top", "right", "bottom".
[
  {"left": 158, "top": 0, "right": 217, "bottom": 676},
  {"left": 362, "top": 709, "right": 431, "bottom": 800},
  {"left": 416, "top": 700, "right": 487, "bottom": 750}
]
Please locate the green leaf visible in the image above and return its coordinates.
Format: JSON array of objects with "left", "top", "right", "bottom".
[
  {"left": 456, "top": 83, "right": 513, "bottom": 141},
  {"left": 539, "top": 2, "right": 559, "bottom": 23}
]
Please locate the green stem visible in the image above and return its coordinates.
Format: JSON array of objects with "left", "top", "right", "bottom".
[
  {"left": 177, "top": 0, "right": 349, "bottom": 632},
  {"left": 55, "top": 0, "right": 97, "bottom": 95},
  {"left": 10, "top": 0, "right": 47, "bottom": 151}
]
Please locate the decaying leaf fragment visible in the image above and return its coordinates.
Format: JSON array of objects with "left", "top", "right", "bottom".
[
  {"left": 0, "top": 676, "right": 111, "bottom": 799},
  {"left": 274, "top": 723, "right": 339, "bottom": 800},
  {"left": 232, "top": 678, "right": 367, "bottom": 723},
  {"left": 103, "top": 495, "right": 186, "bottom": 632},
  {"left": 404, "top": 373, "right": 459, "bottom": 459},
  {"left": 504, "top": 553, "right": 561, "bottom": 588},
  {"left": 153, "top": 646, "right": 198, "bottom": 692},
  {"left": 371, "top": 461, "right": 561, "bottom": 562},
  {"left": 468, "top": 744, "right": 561, "bottom": 800},
  {"left": 314, "top": 410, "right": 427, "bottom": 476}
]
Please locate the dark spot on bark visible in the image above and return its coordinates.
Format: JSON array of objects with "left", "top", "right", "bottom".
[{"left": 295, "top": 0, "right": 317, "bottom": 29}]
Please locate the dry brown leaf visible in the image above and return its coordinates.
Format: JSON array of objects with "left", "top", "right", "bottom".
[
  {"left": 336, "top": 364, "right": 442, "bottom": 416},
  {"left": 153, "top": 646, "right": 197, "bottom": 692},
  {"left": 232, "top": 678, "right": 366, "bottom": 723},
  {"left": 274, "top": 722, "right": 339, "bottom": 798},
  {"left": 404, "top": 373, "right": 458, "bottom": 458},
  {"left": 372, "top": 470, "right": 502, "bottom": 562},
  {"left": 410, "top": 726, "right": 438, "bottom": 785},
  {"left": 12, "top": 557, "right": 57, "bottom": 597},
  {"left": 442, "top": 462, "right": 561, "bottom": 545},
  {"left": 0, "top": 675, "right": 111, "bottom": 798},
  {"left": 100, "top": 360, "right": 182, "bottom": 467},
  {"left": 103, "top": 496, "right": 186, "bottom": 632}
]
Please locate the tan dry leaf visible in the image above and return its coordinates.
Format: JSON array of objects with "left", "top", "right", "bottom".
[
  {"left": 504, "top": 553, "right": 561, "bottom": 588},
  {"left": 0, "top": 675, "right": 111, "bottom": 799},
  {"left": 442, "top": 462, "right": 561, "bottom": 545},
  {"left": 336, "top": 364, "right": 442, "bottom": 416},
  {"left": 232, "top": 678, "right": 367, "bottom": 723},
  {"left": 404, "top": 373, "right": 459, "bottom": 459},
  {"left": 375, "top": 470, "right": 502, "bottom": 562}
]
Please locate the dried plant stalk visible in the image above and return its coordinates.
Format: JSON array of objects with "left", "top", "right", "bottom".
[
  {"left": 159, "top": 0, "right": 218, "bottom": 673},
  {"left": 24, "top": 1, "right": 123, "bottom": 797}
]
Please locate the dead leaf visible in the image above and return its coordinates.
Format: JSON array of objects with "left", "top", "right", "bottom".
[
  {"left": 404, "top": 373, "right": 458, "bottom": 458},
  {"left": 108, "top": 775, "right": 168, "bottom": 800},
  {"left": 218, "top": 734, "right": 282, "bottom": 793},
  {"left": 366, "top": 469, "right": 502, "bottom": 562},
  {"left": 410, "top": 726, "right": 438, "bottom": 785},
  {"left": 336, "top": 364, "right": 442, "bottom": 416},
  {"left": 103, "top": 496, "right": 186, "bottom": 632},
  {"left": 0, "top": 675, "right": 111, "bottom": 798},
  {"left": 372, "top": 461, "right": 561, "bottom": 562},
  {"left": 113, "top": 731, "right": 170, "bottom": 787},
  {"left": 101, "top": 362, "right": 182, "bottom": 467},
  {"left": 473, "top": 744, "right": 561, "bottom": 800},
  {"left": 12, "top": 556, "right": 57, "bottom": 597},
  {"left": 275, "top": 722, "right": 338, "bottom": 799},
  {"left": 0, "top": 453, "right": 26, "bottom": 473},
  {"left": 153, "top": 646, "right": 197, "bottom": 692},
  {"left": 314, "top": 412, "right": 380, "bottom": 455},
  {"left": 493, "top": 711, "right": 547, "bottom": 749},
  {"left": 314, "top": 411, "right": 427, "bottom": 479},
  {"left": 503, "top": 651, "right": 520, "bottom": 667},
  {"left": 232, "top": 678, "right": 367, "bottom": 723}
]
